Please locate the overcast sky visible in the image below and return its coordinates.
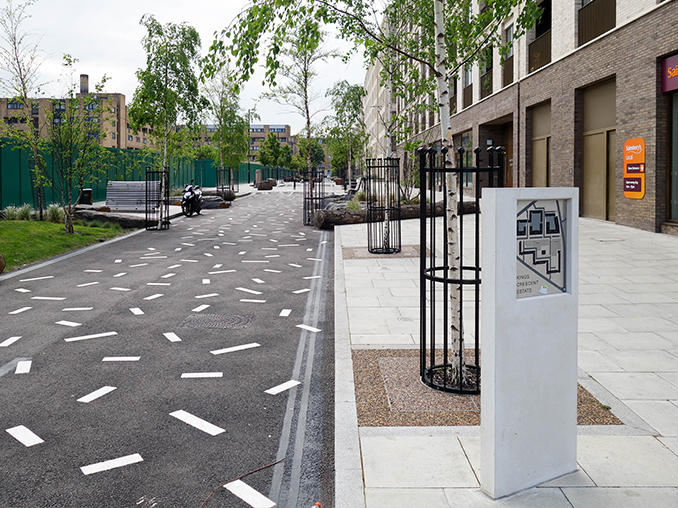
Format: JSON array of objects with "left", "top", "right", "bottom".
[{"left": 4, "top": 0, "right": 366, "bottom": 133}]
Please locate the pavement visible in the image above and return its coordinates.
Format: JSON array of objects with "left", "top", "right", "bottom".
[{"left": 334, "top": 217, "right": 678, "bottom": 507}]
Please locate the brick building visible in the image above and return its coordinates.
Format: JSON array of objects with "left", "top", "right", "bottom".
[{"left": 364, "top": 0, "right": 678, "bottom": 234}]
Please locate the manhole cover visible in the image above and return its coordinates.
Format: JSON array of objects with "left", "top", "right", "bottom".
[{"left": 179, "top": 314, "right": 254, "bottom": 329}]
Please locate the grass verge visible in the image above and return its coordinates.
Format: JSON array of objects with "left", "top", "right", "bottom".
[{"left": 0, "top": 221, "right": 131, "bottom": 273}]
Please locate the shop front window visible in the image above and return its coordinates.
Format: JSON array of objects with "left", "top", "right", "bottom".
[{"left": 670, "top": 92, "right": 678, "bottom": 220}]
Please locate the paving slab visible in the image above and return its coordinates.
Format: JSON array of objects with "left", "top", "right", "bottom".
[
  {"left": 562, "top": 487, "right": 678, "bottom": 508},
  {"left": 623, "top": 400, "right": 678, "bottom": 436}
]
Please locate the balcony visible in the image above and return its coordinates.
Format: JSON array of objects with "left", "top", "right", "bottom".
[
  {"left": 579, "top": 0, "right": 615, "bottom": 46},
  {"left": 529, "top": 30, "right": 551, "bottom": 73},
  {"left": 503, "top": 55, "right": 514, "bottom": 87}
]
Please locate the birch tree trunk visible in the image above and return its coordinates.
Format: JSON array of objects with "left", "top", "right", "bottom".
[{"left": 433, "top": 0, "right": 465, "bottom": 384}]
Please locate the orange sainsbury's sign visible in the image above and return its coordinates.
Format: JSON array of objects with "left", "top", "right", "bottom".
[
  {"left": 662, "top": 54, "right": 678, "bottom": 93},
  {"left": 624, "top": 138, "right": 645, "bottom": 199}
]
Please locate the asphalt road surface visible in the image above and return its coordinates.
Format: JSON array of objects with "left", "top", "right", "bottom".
[{"left": 0, "top": 190, "right": 335, "bottom": 508}]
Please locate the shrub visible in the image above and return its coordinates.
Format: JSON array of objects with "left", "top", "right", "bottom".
[
  {"left": 101, "top": 221, "right": 121, "bottom": 230},
  {"left": 3, "top": 206, "right": 19, "bottom": 220},
  {"left": 46, "top": 204, "right": 64, "bottom": 223},
  {"left": 346, "top": 198, "right": 361, "bottom": 210},
  {"left": 17, "top": 204, "right": 33, "bottom": 221},
  {"left": 355, "top": 190, "right": 367, "bottom": 202},
  {"left": 88, "top": 219, "right": 104, "bottom": 228}
]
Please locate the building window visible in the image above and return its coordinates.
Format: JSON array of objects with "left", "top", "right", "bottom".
[
  {"left": 84, "top": 102, "right": 97, "bottom": 111},
  {"left": 112, "top": 133, "right": 116, "bottom": 139},
  {"left": 143, "top": 138, "right": 147, "bottom": 144},
  {"left": 136, "top": 137, "right": 140, "bottom": 142},
  {"left": 505, "top": 24, "right": 514, "bottom": 58},
  {"left": 128, "top": 135, "right": 133, "bottom": 141},
  {"left": 7, "top": 100, "right": 22, "bottom": 109},
  {"left": 279, "top": 137, "right": 286, "bottom": 142}
]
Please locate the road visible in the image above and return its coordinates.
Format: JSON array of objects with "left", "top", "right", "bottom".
[{"left": 0, "top": 189, "right": 334, "bottom": 508}]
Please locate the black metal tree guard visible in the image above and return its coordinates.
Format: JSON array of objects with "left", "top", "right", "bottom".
[
  {"left": 303, "top": 169, "right": 325, "bottom": 226},
  {"left": 366, "top": 157, "right": 402, "bottom": 254},
  {"left": 145, "top": 167, "right": 170, "bottom": 231},
  {"left": 419, "top": 146, "right": 505, "bottom": 394}
]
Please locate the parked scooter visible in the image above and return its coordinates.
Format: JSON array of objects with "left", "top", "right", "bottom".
[{"left": 181, "top": 180, "right": 203, "bottom": 217}]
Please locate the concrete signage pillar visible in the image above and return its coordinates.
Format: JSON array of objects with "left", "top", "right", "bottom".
[
  {"left": 255, "top": 169, "right": 262, "bottom": 186},
  {"left": 480, "top": 187, "right": 579, "bottom": 499}
]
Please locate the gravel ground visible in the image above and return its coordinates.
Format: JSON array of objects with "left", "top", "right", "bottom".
[{"left": 353, "top": 349, "right": 622, "bottom": 427}]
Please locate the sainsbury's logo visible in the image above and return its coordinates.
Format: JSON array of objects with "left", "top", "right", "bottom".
[{"left": 625, "top": 145, "right": 642, "bottom": 154}]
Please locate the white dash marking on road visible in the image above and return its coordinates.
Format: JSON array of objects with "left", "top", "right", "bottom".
[
  {"left": 161, "top": 273, "right": 176, "bottom": 278},
  {"left": 279, "top": 309, "right": 292, "bottom": 317},
  {"left": 62, "top": 307, "right": 93, "bottom": 311},
  {"left": 147, "top": 247, "right": 156, "bottom": 251},
  {"left": 9, "top": 307, "right": 32, "bottom": 315},
  {"left": 15, "top": 360, "right": 32, "bottom": 374},
  {"left": 140, "top": 256, "right": 167, "bottom": 259},
  {"left": 169, "top": 410, "right": 225, "bottom": 436},
  {"left": 175, "top": 248, "right": 182, "bottom": 252},
  {"left": 242, "top": 260, "right": 269, "bottom": 263},
  {"left": 163, "top": 332, "right": 181, "bottom": 343},
  {"left": 31, "top": 296, "right": 66, "bottom": 301},
  {"left": 0, "top": 336, "right": 21, "bottom": 347},
  {"left": 195, "top": 293, "right": 219, "bottom": 299},
  {"left": 252, "top": 278, "right": 265, "bottom": 284},
  {"left": 192, "top": 304, "right": 210, "bottom": 312},
  {"left": 296, "top": 324, "right": 322, "bottom": 333},
  {"left": 238, "top": 251, "right": 247, "bottom": 255},
  {"left": 113, "top": 272, "right": 127, "bottom": 278},
  {"left": 65, "top": 331, "right": 117, "bottom": 343},
  {"left": 19, "top": 276, "right": 53, "bottom": 282},
  {"left": 84, "top": 269, "right": 103, "bottom": 273},
  {"left": 130, "top": 308, "right": 144, "bottom": 316},
  {"left": 102, "top": 357, "right": 140, "bottom": 362},
  {"left": 265, "top": 380, "right": 301, "bottom": 395},
  {"left": 180, "top": 259, "right": 199, "bottom": 263},
  {"left": 204, "top": 253, "right": 213, "bottom": 257},
  {"left": 115, "top": 259, "right": 122, "bottom": 263},
  {"left": 208, "top": 270, "right": 236, "bottom": 275},
  {"left": 6, "top": 425, "right": 43, "bottom": 447},
  {"left": 110, "top": 287, "right": 131, "bottom": 292},
  {"left": 293, "top": 288, "right": 311, "bottom": 294},
  {"left": 264, "top": 269, "right": 281, "bottom": 274},
  {"left": 213, "top": 245, "right": 220, "bottom": 249},
  {"left": 147, "top": 282, "right": 171, "bottom": 286},
  {"left": 181, "top": 243, "right": 195, "bottom": 247},
  {"left": 307, "top": 258, "right": 322, "bottom": 262},
  {"left": 269, "top": 239, "right": 278, "bottom": 243},
  {"left": 288, "top": 263, "right": 302, "bottom": 268},
  {"left": 129, "top": 263, "right": 148, "bottom": 268},
  {"left": 240, "top": 299, "right": 266, "bottom": 303},
  {"left": 265, "top": 255, "right": 280, "bottom": 258},
  {"left": 14, "top": 288, "right": 30, "bottom": 293},
  {"left": 224, "top": 480, "right": 276, "bottom": 508},
  {"left": 303, "top": 276, "right": 321, "bottom": 280},
  {"left": 77, "top": 386, "right": 116, "bottom": 403},
  {"left": 202, "top": 279, "right": 210, "bottom": 285},
  {"left": 261, "top": 248, "right": 278, "bottom": 251},
  {"left": 279, "top": 244, "right": 298, "bottom": 247},
  {"left": 235, "top": 287, "right": 262, "bottom": 295},
  {"left": 77, "top": 282, "right": 100, "bottom": 287},
  {"left": 213, "top": 264, "right": 223, "bottom": 268},
  {"left": 143, "top": 294, "right": 164, "bottom": 301},
  {"left": 55, "top": 320, "right": 81, "bottom": 327},
  {"left": 181, "top": 372, "right": 223, "bottom": 378},
  {"left": 80, "top": 453, "right": 143, "bottom": 475},
  {"left": 306, "top": 248, "right": 313, "bottom": 252},
  {"left": 210, "top": 343, "right": 261, "bottom": 355},
  {"left": 167, "top": 264, "right": 182, "bottom": 269}
]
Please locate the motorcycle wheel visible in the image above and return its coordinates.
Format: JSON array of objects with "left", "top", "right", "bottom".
[{"left": 182, "top": 202, "right": 193, "bottom": 217}]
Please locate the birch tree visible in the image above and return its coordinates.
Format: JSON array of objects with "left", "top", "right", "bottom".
[{"left": 205, "top": 0, "right": 540, "bottom": 383}]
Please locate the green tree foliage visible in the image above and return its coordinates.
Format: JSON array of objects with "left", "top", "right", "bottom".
[
  {"left": 129, "top": 14, "right": 208, "bottom": 186},
  {"left": 278, "top": 143, "right": 292, "bottom": 169},
  {"left": 45, "top": 56, "right": 113, "bottom": 233},
  {"left": 298, "top": 137, "right": 325, "bottom": 168},
  {"left": 325, "top": 80, "right": 367, "bottom": 180},
  {"left": 256, "top": 131, "right": 281, "bottom": 167},
  {"left": 0, "top": 0, "right": 47, "bottom": 218}
]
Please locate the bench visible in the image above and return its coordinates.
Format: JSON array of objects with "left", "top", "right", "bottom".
[{"left": 105, "top": 181, "right": 161, "bottom": 212}]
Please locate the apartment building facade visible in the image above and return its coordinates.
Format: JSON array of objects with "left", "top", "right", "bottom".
[
  {"left": 248, "top": 124, "right": 296, "bottom": 162},
  {"left": 364, "top": 0, "right": 678, "bottom": 234}
]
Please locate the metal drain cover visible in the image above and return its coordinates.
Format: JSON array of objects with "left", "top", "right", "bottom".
[{"left": 179, "top": 314, "right": 254, "bottom": 329}]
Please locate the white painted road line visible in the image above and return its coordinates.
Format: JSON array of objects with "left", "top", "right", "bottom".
[
  {"left": 213, "top": 264, "right": 223, "bottom": 268},
  {"left": 64, "top": 331, "right": 118, "bottom": 343},
  {"left": 252, "top": 278, "right": 265, "bottom": 284},
  {"left": 296, "top": 324, "right": 322, "bottom": 333},
  {"left": 180, "top": 259, "right": 199, "bottom": 263},
  {"left": 303, "top": 276, "right": 321, "bottom": 280},
  {"left": 115, "top": 259, "right": 122, "bottom": 263},
  {"left": 147, "top": 282, "right": 171, "bottom": 286},
  {"left": 195, "top": 293, "right": 219, "bottom": 299},
  {"left": 19, "top": 276, "right": 53, "bottom": 282},
  {"left": 235, "top": 287, "right": 262, "bottom": 295},
  {"left": 110, "top": 287, "right": 131, "bottom": 292},
  {"left": 15, "top": 360, "right": 32, "bottom": 374},
  {"left": 62, "top": 307, "right": 93, "bottom": 311},
  {"left": 143, "top": 294, "right": 164, "bottom": 301},
  {"left": 130, "top": 308, "right": 144, "bottom": 315},
  {"left": 210, "top": 343, "right": 261, "bottom": 355},
  {"left": 167, "top": 264, "right": 182, "bottom": 269},
  {"left": 307, "top": 258, "right": 322, "bottom": 262},
  {"left": 208, "top": 270, "right": 236, "bottom": 274},
  {"left": 161, "top": 273, "right": 176, "bottom": 278},
  {"left": 240, "top": 299, "right": 266, "bottom": 303},
  {"left": 9, "top": 307, "right": 32, "bottom": 315},
  {"left": 84, "top": 269, "right": 103, "bottom": 273},
  {"left": 55, "top": 320, "right": 81, "bottom": 327},
  {"left": 129, "top": 263, "right": 148, "bottom": 268},
  {"left": 192, "top": 304, "right": 210, "bottom": 312},
  {"left": 163, "top": 332, "right": 181, "bottom": 343},
  {"left": 14, "top": 288, "right": 30, "bottom": 293},
  {"left": 242, "top": 260, "right": 269, "bottom": 263},
  {"left": 224, "top": 480, "right": 276, "bottom": 508},
  {"left": 180, "top": 372, "right": 223, "bottom": 378},
  {"left": 76, "top": 282, "right": 100, "bottom": 287},
  {"left": 288, "top": 263, "right": 302, "bottom": 268},
  {"left": 31, "top": 296, "right": 66, "bottom": 301},
  {"left": 80, "top": 453, "right": 143, "bottom": 475},
  {"left": 6, "top": 425, "right": 44, "bottom": 447},
  {"left": 202, "top": 279, "right": 210, "bottom": 284},
  {"left": 264, "top": 269, "right": 281, "bottom": 273},
  {"left": 113, "top": 272, "right": 127, "bottom": 278},
  {"left": 102, "top": 357, "right": 140, "bottom": 362},
  {"left": 204, "top": 253, "right": 213, "bottom": 257},
  {"left": 77, "top": 386, "right": 117, "bottom": 403},
  {"left": 279, "top": 309, "right": 292, "bottom": 317},
  {"left": 140, "top": 256, "right": 167, "bottom": 259},
  {"left": 293, "top": 289, "right": 311, "bottom": 294},
  {"left": 0, "top": 336, "right": 21, "bottom": 347},
  {"left": 169, "top": 410, "right": 225, "bottom": 436},
  {"left": 265, "top": 380, "right": 301, "bottom": 395}
]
